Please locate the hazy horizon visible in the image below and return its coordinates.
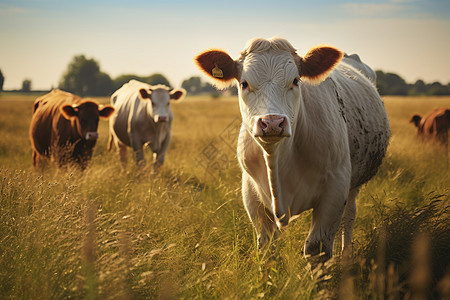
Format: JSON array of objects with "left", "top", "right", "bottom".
[{"left": 1, "top": 0, "right": 449, "bottom": 90}]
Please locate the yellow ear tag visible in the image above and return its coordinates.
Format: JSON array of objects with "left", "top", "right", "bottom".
[{"left": 212, "top": 64, "right": 224, "bottom": 78}]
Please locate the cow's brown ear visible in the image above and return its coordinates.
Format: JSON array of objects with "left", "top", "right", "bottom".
[
  {"left": 195, "top": 49, "right": 239, "bottom": 89},
  {"left": 61, "top": 104, "right": 79, "bottom": 119},
  {"left": 170, "top": 88, "right": 186, "bottom": 101},
  {"left": 139, "top": 88, "right": 152, "bottom": 100},
  {"left": 409, "top": 114, "right": 422, "bottom": 127},
  {"left": 99, "top": 105, "right": 115, "bottom": 119},
  {"left": 298, "top": 45, "right": 343, "bottom": 85}
]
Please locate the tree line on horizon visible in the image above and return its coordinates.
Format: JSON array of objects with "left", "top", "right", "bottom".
[{"left": 0, "top": 55, "right": 449, "bottom": 97}]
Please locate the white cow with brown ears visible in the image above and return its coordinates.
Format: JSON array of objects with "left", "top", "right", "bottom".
[
  {"left": 195, "top": 37, "right": 390, "bottom": 259},
  {"left": 108, "top": 80, "right": 186, "bottom": 170}
]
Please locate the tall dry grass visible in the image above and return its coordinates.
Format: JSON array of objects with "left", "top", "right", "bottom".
[{"left": 0, "top": 93, "right": 449, "bottom": 299}]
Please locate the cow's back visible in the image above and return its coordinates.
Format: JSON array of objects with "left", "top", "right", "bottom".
[{"left": 332, "top": 64, "right": 390, "bottom": 188}]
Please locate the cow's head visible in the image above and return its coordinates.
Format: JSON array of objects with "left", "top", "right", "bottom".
[
  {"left": 195, "top": 37, "right": 343, "bottom": 150},
  {"left": 410, "top": 114, "right": 422, "bottom": 128},
  {"left": 138, "top": 85, "right": 186, "bottom": 123},
  {"left": 61, "top": 101, "right": 115, "bottom": 141}
]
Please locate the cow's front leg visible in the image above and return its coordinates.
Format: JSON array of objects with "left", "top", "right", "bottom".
[
  {"left": 153, "top": 152, "right": 165, "bottom": 172},
  {"left": 32, "top": 149, "right": 49, "bottom": 168},
  {"left": 117, "top": 142, "right": 128, "bottom": 169},
  {"left": 152, "top": 134, "right": 170, "bottom": 171},
  {"left": 304, "top": 188, "right": 348, "bottom": 260},
  {"left": 304, "top": 166, "right": 351, "bottom": 260},
  {"left": 130, "top": 137, "right": 145, "bottom": 166},
  {"left": 304, "top": 210, "right": 342, "bottom": 261},
  {"left": 342, "top": 187, "right": 359, "bottom": 256},
  {"left": 242, "top": 173, "right": 278, "bottom": 248}
]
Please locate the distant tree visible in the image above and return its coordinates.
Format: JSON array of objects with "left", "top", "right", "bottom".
[
  {"left": 427, "top": 81, "right": 448, "bottom": 96},
  {"left": 59, "top": 55, "right": 113, "bottom": 96},
  {"left": 375, "top": 70, "right": 450, "bottom": 96},
  {"left": 144, "top": 73, "right": 171, "bottom": 87},
  {"left": 181, "top": 76, "right": 223, "bottom": 96},
  {"left": 21, "top": 79, "right": 32, "bottom": 92},
  {"left": 376, "top": 71, "right": 408, "bottom": 95},
  {"left": 201, "top": 82, "right": 216, "bottom": 93},
  {"left": 182, "top": 76, "right": 202, "bottom": 94},
  {"left": 0, "top": 69, "right": 4, "bottom": 91},
  {"left": 113, "top": 74, "right": 144, "bottom": 91},
  {"left": 92, "top": 72, "right": 114, "bottom": 96},
  {"left": 409, "top": 79, "right": 427, "bottom": 96}
]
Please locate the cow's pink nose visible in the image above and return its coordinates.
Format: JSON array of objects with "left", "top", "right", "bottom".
[
  {"left": 257, "top": 115, "right": 287, "bottom": 136},
  {"left": 158, "top": 116, "right": 168, "bottom": 122}
]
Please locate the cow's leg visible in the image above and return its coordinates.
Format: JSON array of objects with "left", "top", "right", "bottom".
[
  {"left": 107, "top": 131, "right": 114, "bottom": 151},
  {"left": 32, "top": 150, "right": 38, "bottom": 167},
  {"left": 33, "top": 147, "right": 50, "bottom": 168},
  {"left": 153, "top": 134, "right": 170, "bottom": 171},
  {"left": 242, "top": 173, "right": 278, "bottom": 248},
  {"left": 304, "top": 183, "right": 348, "bottom": 260},
  {"left": 129, "top": 136, "right": 145, "bottom": 167},
  {"left": 32, "top": 150, "right": 48, "bottom": 168},
  {"left": 342, "top": 187, "right": 359, "bottom": 256},
  {"left": 153, "top": 152, "right": 165, "bottom": 171},
  {"left": 134, "top": 147, "right": 145, "bottom": 167},
  {"left": 55, "top": 142, "right": 70, "bottom": 168},
  {"left": 117, "top": 142, "right": 128, "bottom": 169}
]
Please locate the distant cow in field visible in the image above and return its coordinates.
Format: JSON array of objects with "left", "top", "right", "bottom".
[
  {"left": 195, "top": 37, "right": 390, "bottom": 259},
  {"left": 107, "top": 80, "right": 186, "bottom": 170},
  {"left": 30, "top": 89, "right": 115, "bottom": 169},
  {"left": 410, "top": 108, "right": 450, "bottom": 146}
]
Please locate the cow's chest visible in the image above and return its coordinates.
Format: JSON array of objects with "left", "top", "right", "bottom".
[
  {"left": 136, "top": 122, "right": 169, "bottom": 153},
  {"left": 243, "top": 150, "right": 322, "bottom": 215}
]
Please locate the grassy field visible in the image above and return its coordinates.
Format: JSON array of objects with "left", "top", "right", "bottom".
[{"left": 0, "top": 93, "right": 449, "bottom": 299}]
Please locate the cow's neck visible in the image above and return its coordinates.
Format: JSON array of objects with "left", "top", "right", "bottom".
[{"left": 262, "top": 139, "right": 295, "bottom": 225}]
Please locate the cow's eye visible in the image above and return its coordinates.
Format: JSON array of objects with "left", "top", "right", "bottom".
[
  {"left": 241, "top": 81, "right": 249, "bottom": 89},
  {"left": 292, "top": 78, "right": 300, "bottom": 87}
]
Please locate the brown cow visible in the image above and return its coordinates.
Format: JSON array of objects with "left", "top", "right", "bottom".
[
  {"left": 410, "top": 108, "right": 450, "bottom": 146},
  {"left": 30, "top": 89, "right": 115, "bottom": 169}
]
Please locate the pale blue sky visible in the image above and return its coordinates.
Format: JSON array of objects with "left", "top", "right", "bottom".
[{"left": 1, "top": 0, "right": 449, "bottom": 90}]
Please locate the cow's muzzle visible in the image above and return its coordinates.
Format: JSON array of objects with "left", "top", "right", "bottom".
[
  {"left": 253, "top": 114, "right": 291, "bottom": 140},
  {"left": 85, "top": 132, "right": 99, "bottom": 140},
  {"left": 154, "top": 115, "right": 168, "bottom": 123}
]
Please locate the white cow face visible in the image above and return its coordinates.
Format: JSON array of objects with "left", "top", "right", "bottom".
[
  {"left": 195, "top": 37, "right": 343, "bottom": 148},
  {"left": 238, "top": 51, "right": 300, "bottom": 144},
  {"left": 139, "top": 87, "right": 186, "bottom": 123}
]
